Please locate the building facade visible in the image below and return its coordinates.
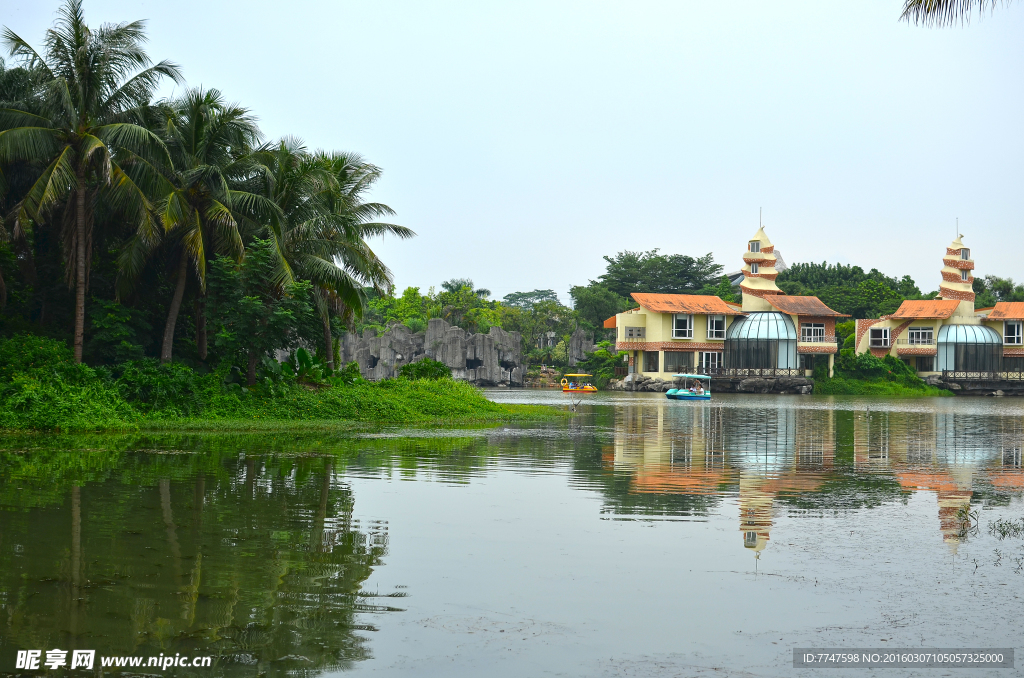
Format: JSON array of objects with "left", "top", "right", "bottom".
[
  {"left": 610, "top": 227, "right": 846, "bottom": 379},
  {"left": 853, "top": 236, "right": 1024, "bottom": 376}
]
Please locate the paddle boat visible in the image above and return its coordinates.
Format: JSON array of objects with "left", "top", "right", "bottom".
[
  {"left": 561, "top": 374, "right": 598, "bottom": 393},
  {"left": 666, "top": 373, "right": 712, "bottom": 401}
]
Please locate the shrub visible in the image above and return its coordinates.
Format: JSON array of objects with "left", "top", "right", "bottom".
[
  {"left": 0, "top": 335, "right": 137, "bottom": 431},
  {"left": 399, "top": 357, "right": 452, "bottom": 380}
]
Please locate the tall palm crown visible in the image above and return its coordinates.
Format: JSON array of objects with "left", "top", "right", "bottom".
[
  {"left": 250, "top": 139, "right": 413, "bottom": 369},
  {"left": 0, "top": 0, "right": 182, "bottom": 361},
  {"left": 130, "top": 87, "right": 279, "bottom": 363}
]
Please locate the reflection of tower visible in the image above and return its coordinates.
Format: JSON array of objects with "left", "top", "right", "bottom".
[
  {"left": 897, "top": 468, "right": 975, "bottom": 555},
  {"left": 739, "top": 472, "right": 774, "bottom": 557}
]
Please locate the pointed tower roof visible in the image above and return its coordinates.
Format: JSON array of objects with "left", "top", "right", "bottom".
[
  {"left": 938, "top": 235, "right": 975, "bottom": 304},
  {"left": 750, "top": 226, "right": 773, "bottom": 248}
]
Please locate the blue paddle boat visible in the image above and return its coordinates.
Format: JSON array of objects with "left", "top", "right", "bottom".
[{"left": 666, "top": 374, "right": 712, "bottom": 401}]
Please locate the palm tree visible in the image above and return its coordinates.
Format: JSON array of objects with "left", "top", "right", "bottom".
[
  {"left": 250, "top": 140, "right": 413, "bottom": 371},
  {"left": 120, "top": 87, "right": 278, "bottom": 363},
  {"left": 901, "top": 0, "right": 1011, "bottom": 25},
  {"left": 0, "top": 0, "right": 181, "bottom": 361}
]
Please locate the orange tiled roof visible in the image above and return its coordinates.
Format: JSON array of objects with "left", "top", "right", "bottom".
[
  {"left": 888, "top": 299, "right": 961, "bottom": 319},
  {"left": 603, "top": 315, "right": 617, "bottom": 329},
  {"left": 630, "top": 293, "right": 744, "bottom": 315},
  {"left": 765, "top": 295, "right": 848, "bottom": 317},
  {"left": 987, "top": 302, "right": 1024, "bottom": 320}
]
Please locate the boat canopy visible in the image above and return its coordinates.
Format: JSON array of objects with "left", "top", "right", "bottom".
[{"left": 671, "top": 373, "right": 712, "bottom": 380}]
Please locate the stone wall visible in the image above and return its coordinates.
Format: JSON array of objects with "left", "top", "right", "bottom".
[
  {"left": 607, "top": 373, "right": 813, "bottom": 394},
  {"left": 340, "top": 318, "right": 524, "bottom": 386},
  {"left": 924, "top": 375, "right": 1024, "bottom": 397}
]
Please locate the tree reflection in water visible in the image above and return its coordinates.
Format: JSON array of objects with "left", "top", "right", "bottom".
[{"left": 0, "top": 454, "right": 396, "bottom": 677}]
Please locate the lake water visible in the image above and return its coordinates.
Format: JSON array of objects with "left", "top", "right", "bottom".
[{"left": 2, "top": 392, "right": 1023, "bottom": 677}]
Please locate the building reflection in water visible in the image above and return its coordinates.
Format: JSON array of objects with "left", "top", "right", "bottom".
[{"left": 609, "top": 400, "right": 1023, "bottom": 558}]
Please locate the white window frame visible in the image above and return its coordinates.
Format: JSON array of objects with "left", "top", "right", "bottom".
[
  {"left": 1005, "top": 321, "right": 1023, "bottom": 345},
  {"left": 699, "top": 351, "right": 722, "bottom": 371},
  {"left": 869, "top": 327, "right": 890, "bottom": 348},
  {"left": 961, "top": 248, "right": 970, "bottom": 260},
  {"left": 750, "top": 263, "right": 760, "bottom": 274},
  {"left": 907, "top": 327, "right": 933, "bottom": 345},
  {"left": 961, "top": 269, "right": 969, "bottom": 281},
  {"left": 800, "top": 323, "right": 825, "bottom": 342},
  {"left": 749, "top": 241, "right": 760, "bottom": 253},
  {"left": 707, "top": 314, "right": 726, "bottom": 340},
  {"left": 673, "top": 314, "right": 693, "bottom": 339}
]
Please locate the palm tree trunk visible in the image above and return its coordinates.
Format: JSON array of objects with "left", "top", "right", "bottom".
[
  {"left": 195, "top": 295, "right": 208, "bottom": 360},
  {"left": 161, "top": 256, "right": 189, "bottom": 364},
  {"left": 323, "top": 313, "right": 334, "bottom": 372},
  {"left": 73, "top": 169, "right": 87, "bottom": 363},
  {"left": 247, "top": 349, "right": 258, "bottom": 386}
]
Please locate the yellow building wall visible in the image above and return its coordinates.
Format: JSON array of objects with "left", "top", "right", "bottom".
[{"left": 616, "top": 308, "right": 734, "bottom": 377}]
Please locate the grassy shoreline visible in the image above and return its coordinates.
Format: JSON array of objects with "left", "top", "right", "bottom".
[{"left": 0, "top": 335, "right": 560, "bottom": 433}]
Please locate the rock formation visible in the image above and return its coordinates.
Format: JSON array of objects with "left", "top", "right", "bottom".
[
  {"left": 340, "top": 318, "right": 524, "bottom": 386},
  {"left": 568, "top": 328, "right": 595, "bottom": 367}
]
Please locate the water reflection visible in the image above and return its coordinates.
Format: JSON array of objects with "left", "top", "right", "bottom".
[
  {"left": 0, "top": 454, "right": 396, "bottom": 677},
  {"left": 2, "top": 395, "right": 1024, "bottom": 676},
  {"left": 596, "top": 396, "right": 1024, "bottom": 557}
]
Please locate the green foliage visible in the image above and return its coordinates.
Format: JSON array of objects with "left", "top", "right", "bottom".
[
  {"left": 332, "top": 361, "right": 364, "bottom": 385},
  {"left": 104, "top": 359, "right": 216, "bottom": 416},
  {"left": 399, "top": 357, "right": 452, "bottom": 380},
  {"left": 207, "top": 239, "right": 318, "bottom": 380},
  {"left": 0, "top": 335, "right": 137, "bottom": 430},
  {"left": 503, "top": 289, "right": 560, "bottom": 309},
  {"left": 812, "top": 349, "right": 950, "bottom": 397},
  {"left": 282, "top": 347, "right": 331, "bottom": 385},
  {"left": 835, "top": 320, "right": 856, "bottom": 344},
  {"left": 577, "top": 341, "right": 624, "bottom": 388},
  {"left": 570, "top": 283, "right": 629, "bottom": 334},
  {"left": 597, "top": 249, "right": 723, "bottom": 297},
  {"left": 85, "top": 298, "right": 152, "bottom": 363},
  {"left": 777, "top": 263, "right": 923, "bottom": 318},
  {"left": 974, "top": 275, "right": 1024, "bottom": 309},
  {"left": 696, "top": 275, "right": 739, "bottom": 303},
  {"left": 0, "top": 333, "right": 550, "bottom": 431}
]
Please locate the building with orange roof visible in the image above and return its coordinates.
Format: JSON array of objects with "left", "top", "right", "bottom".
[
  {"left": 853, "top": 236, "right": 1021, "bottom": 376},
  {"left": 612, "top": 226, "right": 845, "bottom": 378}
]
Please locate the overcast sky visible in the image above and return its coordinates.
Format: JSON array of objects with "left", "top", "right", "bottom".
[{"left": 5, "top": 1, "right": 1023, "bottom": 303}]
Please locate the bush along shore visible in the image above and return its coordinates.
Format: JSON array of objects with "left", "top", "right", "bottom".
[
  {"left": 811, "top": 350, "right": 951, "bottom": 397},
  {"left": 0, "top": 335, "right": 554, "bottom": 432}
]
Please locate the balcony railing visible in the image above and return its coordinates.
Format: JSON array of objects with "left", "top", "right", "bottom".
[
  {"left": 694, "top": 367, "right": 806, "bottom": 378},
  {"left": 799, "top": 335, "right": 837, "bottom": 343},
  {"left": 942, "top": 370, "right": 1024, "bottom": 381},
  {"left": 896, "top": 337, "right": 936, "bottom": 346}
]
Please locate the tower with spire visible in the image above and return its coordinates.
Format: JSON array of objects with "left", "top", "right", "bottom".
[
  {"left": 739, "top": 227, "right": 783, "bottom": 312},
  {"left": 936, "top": 235, "right": 977, "bottom": 318}
]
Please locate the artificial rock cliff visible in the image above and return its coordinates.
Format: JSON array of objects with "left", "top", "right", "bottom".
[{"left": 340, "top": 318, "right": 525, "bottom": 385}]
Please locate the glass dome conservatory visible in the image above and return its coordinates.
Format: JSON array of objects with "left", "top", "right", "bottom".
[
  {"left": 936, "top": 324, "right": 1003, "bottom": 372},
  {"left": 723, "top": 312, "right": 798, "bottom": 369}
]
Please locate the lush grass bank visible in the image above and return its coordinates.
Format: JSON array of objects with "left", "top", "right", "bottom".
[
  {"left": 0, "top": 335, "right": 554, "bottom": 432},
  {"left": 812, "top": 349, "right": 952, "bottom": 397}
]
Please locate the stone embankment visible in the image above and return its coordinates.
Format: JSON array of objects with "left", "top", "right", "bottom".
[
  {"left": 340, "top": 318, "right": 524, "bottom": 385},
  {"left": 607, "top": 374, "right": 813, "bottom": 394},
  {"left": 924, "top": 375, "right": 1024, "bottom": 397}
]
